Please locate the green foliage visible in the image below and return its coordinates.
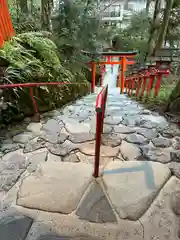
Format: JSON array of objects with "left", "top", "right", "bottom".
[
  {"left": 51, "top": 0, "right": 114, "bottom": 76},
  {"left": 8, "top": 4, "right": 41, "bottom": 34},
  {"left": 18, "top": 33, "right": 60, "bottom": 66},
  {"left": 0, "top": 39, "right": 41, "bottom": 69},
  {"left": 127, "top": 11, "right": 151, "bottom": 38},
  {"left": 110, "top": 11, "right": 151, "bottom": 62},
  {"left": 0, "top": 34, "right": 74, "bottom": 85},
  {"left": 148, "top": 85, "right": 173, "bottom": 104},
  {"left": 132, "top": 85, "right": 174, "bottom": 111},
  {"left": 0, "top": 33, "right": 89, "bottom": 125}
]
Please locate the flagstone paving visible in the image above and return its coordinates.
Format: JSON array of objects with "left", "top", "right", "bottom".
[{"left": 0, "top": 88, "right": 180, "bottom": 239}]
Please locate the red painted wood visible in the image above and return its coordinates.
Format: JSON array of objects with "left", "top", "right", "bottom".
[
  {"left": 0, "top": 32, "right": 4, "bottom": 47},
  {"left": 91, "top": 62, "right": 96, "bottom": 93},
  {"left": 121, "top": 57, "right": 126, "bottom": 93},
  {"left": 94, "top": 85, "right": 108, "bottom": 178},
  {"left": 93, "top": 111, "right": 102, "bottom": 178},
  {"left": 29, "top": 87, "right": 40, "bottom": 121},
  {"left": 100, "top": 64, "right": 105, "bottom": 86},
  {"left": 125, "top": 79, "right": 129, "bottom": 92},
  {"left": 0, "top": 0, "right": 15, "bottom": 47},
  {"left": 154, "top": 74, "right": 163, "bottom": 97},
  {"left": 3, "top": 0, "right": 14, "bottom": 37},
  {"left": 128, "top": 79, "right": 131, "bottom": 96},
  {"left": 130, "top": 79, "right": 135, "bottom": 96},
  {"left": 146, "top": 75, "right": 155, "bottom": 98},
  {"left": 0, "top": 82, "right": 87, "bottom": 89},
  {"left": 136, "top": 78, "right": 142, "bottom": 97},
  {"left": 140, "top": 76, "right": 147, "bottom": 98}
]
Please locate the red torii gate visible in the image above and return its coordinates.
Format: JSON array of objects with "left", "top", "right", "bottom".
[
  {"left": 0, "top": 0, "right": 15, "bottom": 47},
  {"left": 90, "top": 51, "right": 137, "bottom": 93}
]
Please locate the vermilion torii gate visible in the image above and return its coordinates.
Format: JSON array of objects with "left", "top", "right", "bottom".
[
  {"left": 0, "top": 0, "right": 15, "bottom": 47},
  {"left": 90, "top": 51, "right": 137, "bottom": 93}
]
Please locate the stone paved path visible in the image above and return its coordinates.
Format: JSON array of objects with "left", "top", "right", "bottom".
[{"left": 1, "top": 87, "right": 180, "bottom": 240}]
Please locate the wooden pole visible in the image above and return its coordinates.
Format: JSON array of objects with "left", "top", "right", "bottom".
[
  {"left": 91, "top": 62, "right": 96, "bottom": 93},
  {"left": 121, "top": 57, "right": 126, "bottom": 93}
]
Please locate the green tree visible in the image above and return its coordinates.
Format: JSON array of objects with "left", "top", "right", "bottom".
[{"left": 155, "top": 0, "right": 174, "bottom": 50}]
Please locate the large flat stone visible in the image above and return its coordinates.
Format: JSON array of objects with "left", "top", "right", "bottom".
[
  {"left": 121, "top": 116, "right": 138, "bottom": 127},
  {"left": 160, "top": 123, "right": 180, "bottom": 138},
  {"left": 0, "top": 150, "right": 27, "bottom": 191},
  {"left": 90, "top": 123, "right": 112, "bottom": 134},
  {"left": 172, "top": 137, "right": 180, "bottom": 150},
  {"left": 140, "top": 176, "right": 180, "bottom": 240},
  {"left": 40, "top": 132, "right": 67, "bottom": 144},
  {"left": 63, "top": 153, "right": 80, "bottom": 163},
  {"left": 140, "top": 120, "right": 157, "bottom": 129},
  {"left": 101, "top": 133, "right": 122, "bottom": 147},
  {"left": 17, "top": 162, "right": 93, "bottom": 213},
  {"left": 36, "top": 236, "right": 100, "bottom": 240},
  {"left": 23, "top": 137, "right": 46, "bottom": 153},
  {"left": 80, "top": 141, "right": 120, "bottom": 157},
  {"left": 47, "top": 140, "right": 79, "bottom": 157},
  {"left": 119, "top": 140, "right": 141, "bottom": 161},
  {"left": 151, "top": 137, "right": 171, "bottom": 148},
  {"left": 141, "top": 146, "right": 172, "bottom": 163},
  {"left": 13, "top": 132, "right": 35, "bottom": 144},
  {"left": 40, "top": 132, "right": 59, "bottom": 144},
  {"left": 142, "top": 115, "right": 169, "bottom": 130},
  {"left": 42, "top": 119, "right": 63, "bottom": 133},
  {"left": 21, "top": 212, "right": 143, "bottom": 240},
  {"left": 76, "top": 181, "right": 116, "bottom": 223},
  {"left": 114, "top": 125, "right": 135, "bottom": 134},
  {"left": 125, "top": 133, "right": 149, "bottom": 145},
  {"left": 103, "top": 125, "right": 113, "bottom": 134},
  {"left": 69, "top": 133, "right": 95, "bottom": 143},
  {"left": 0, "top": 170, "right": 24, "bottom": 192},
  {"left": 1, "top": 143, "right": 20, "bottom": 154},
  {"left": 26, "top": 149, "right": 48, "bottom": 173},
  {"left": 27, "top": 122, "right": 42, "bottom": 134},
  {"left": 75, "top": 152, "right": 110, "bottom": 166},
  {"left": 136, "top": 128, "right": 158, "bottom": 140},
  {"left": 103, "top": 161, "right": 171, "bottom": 220},
  {"left": 171, "top": 190, "right": 180, "bottom": 215},
  {"left": 104, "top": 116, "right": 122, "bottom": 125},
  {"left": 170, "top": 150, "right": 180, "bottom": 162},
  {"left": 47, "top": 152, "right": 62, "bottom": 162},
  {"left": 42, "top": 110, "right": 61, "bottom": 119},
  {"left": 65, "top": 122, "right": 91, "bottom": 134},
  {"left": 69, "top": 115, "right": 89, "bottom": 123},
  {"left": 75, "top": 152, "right": 94, "bottom": 164},
  {"left": 0, "top": 211, "right": 33, "bottom": 240},
  {"left": 167, "top": 162, "right": 180, "bottom": 179}
]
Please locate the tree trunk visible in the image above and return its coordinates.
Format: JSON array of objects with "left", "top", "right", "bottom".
[
  {"left": 146, "top": 0, "right": 151, "bottom": 14},
  {"left": 19, "top": 0, "right": 28, "bottom": 13},
  {"left": 30, "top": 0, "right": 33, "bottom": 14},
  {"left": 146, "top": 0, "right": 162, "bottom": 57},
  {"left": 155, "top": 0, "right": 174, "bottom": 50},
  {"left": 41, "top": 0, "right": 53, "bottom": 31},
  {"left": 167, "top": 81, "right": 180, "bottom": 112},
  {"left": 124, "top": 0, "right": 129, "bottom": 10}
]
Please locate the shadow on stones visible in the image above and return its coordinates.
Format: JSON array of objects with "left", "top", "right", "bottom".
[
  {"left": 0, "top": 211, "right": 33, "bottom": 240},
  {"left": 103, "top": 162, "right": 157, "bottom": 190},
  {"left": 76, "top": 181, "right": 116, "bottom": 223}
]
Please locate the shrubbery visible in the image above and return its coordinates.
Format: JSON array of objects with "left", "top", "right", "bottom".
[{"left": 0, "top": 33, "right": 89, "bottom": 125}]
